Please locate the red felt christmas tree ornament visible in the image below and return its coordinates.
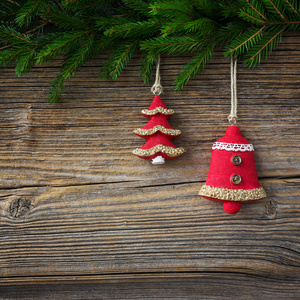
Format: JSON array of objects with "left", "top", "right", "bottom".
[
  {"left": 133, "top": 55, "right": 185, "bottom": 164},
  {"left": 199, "top": 58, "right": 266, "bottom": 214}
]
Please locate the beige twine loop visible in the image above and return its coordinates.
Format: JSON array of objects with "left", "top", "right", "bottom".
[
  {"left": 151, "top": 54, "right": 163, "bottom": 95},
  {"left": 228, "top": 57, "right": 237, "bottom": 125}
]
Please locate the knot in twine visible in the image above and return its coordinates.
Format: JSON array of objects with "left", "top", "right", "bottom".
[
  {"left": 151, "top": 54, "right": 163, "bottom": 95},
  {"left": 228, "top": 57, "right": 237, "bottom": 125}
]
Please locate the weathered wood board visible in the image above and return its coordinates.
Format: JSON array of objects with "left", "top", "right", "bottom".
[{"left": 0, "top": 33, "right": 299, "bottom": 299}]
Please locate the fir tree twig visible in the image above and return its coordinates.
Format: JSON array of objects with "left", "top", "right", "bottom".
[{"left": 0, "top": 0, "right": 299, "bottom": 103}]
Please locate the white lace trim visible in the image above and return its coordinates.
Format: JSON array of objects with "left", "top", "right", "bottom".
[{"left": 212, "top": 142, "right": 254, "bottom": 152}]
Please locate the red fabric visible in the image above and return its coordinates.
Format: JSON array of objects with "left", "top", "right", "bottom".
[
  {"left": 143, "top": 114, "right": 174, "bottom": 130},
  {"left": 142, "top": 95, "right": 173, "bottom": 118},
  {"left": 135, "top": 132, "right": 180, "bottom": 160},
  {"left": 223, "top": 201, "right": 241, "bottom": 214},
  {"left": 135, "top": 114, "right": 181, "bottom": 139},
  {"left": 205, "top": 149, "right": 260, "bottom": 189},
  {"left": 201, "top": 125, "right": 265, "bottom": 214},
  {"left": 134, "top": 95, "right": 183, "bottom": 160},
  {"left": 206, "top": 125, "right": 261, "bottom": 190},
  {"left": 218, "top": 126, "right": 250, "bottom": 144},
  {"left": 141, "top": 132, "right": 177, "bottom": 149},
  {"left": 148, "top": 95, "right": 168, "bottom": 110}
]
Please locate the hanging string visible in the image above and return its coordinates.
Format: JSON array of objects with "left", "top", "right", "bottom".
[
  {"left": 151, "top": 54, "right": 163, "bottom": 95},
  {"left": 228, "top": 57, "right": 237, "bottom": 125}
]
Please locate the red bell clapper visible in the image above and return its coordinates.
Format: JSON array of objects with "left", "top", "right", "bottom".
[
  {"left": 199, "top": 58, "right": 266, "bottom": 214},
  {"left": 132, "top": 55, "right": 185, "bottom": 164}
]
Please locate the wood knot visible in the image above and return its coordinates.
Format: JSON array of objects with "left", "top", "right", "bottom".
[
  {"left": 265, "top": 201, "right": 277, "bottom": 219},
  {"left": 10, "top": 198, "right": 32, "bottom": 218}
]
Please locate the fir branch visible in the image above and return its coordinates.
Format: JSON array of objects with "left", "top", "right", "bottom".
[
  {"left": 6, "top": 1, "right": 21, "bottom": 7},
  {"left": 16, "top": 0, "right": 47, "bottom": 25},
  {"left": 161, "top": 18, "right": 191, "bottom": 37},
  {"left": 140, "top": 51, "right": 157, "bottom": 83},
  {"left": 0, "top": 0, "right": 300, "bottom": 101},
  {"left": 0, "top": 44, "right": 12, "bottom": 51},
  {"left": 104, "top": 21, "right": 160, "bottom": 38},
  {"left": 24, "top": 21, "right": 48, "bottom": 35},
  {"left": 49, "top": 34, "right": 95, "bottom": 103},
  {"left": 96, "top": 16, "right": 133, "bottom": 31},
  {"left": 49, "top": 73, "right": 65, "bottom": 104},
  {"left": 190, "top": 0, "right": 213, "bottom": 12},
  {"left": 122, "top": 0, "right": 150, "bottom": 15},
  {"left": 174, "top": 43, "right": 214, "bottom": 90},
  {"left": 150, "top": 1, "right": 193, "bottom": 18},
  {"left": 90, "top": 36, "right": 116, "bottom": 56},
  {"left": 239, "top": 11, "right": 265, "bottom": 24},
  {"left": 269, "top": 0, "right": 287, "bottom": 21},
  {"left": 141, "top": 36, "right": 206, "bottom": 54},
  {"left": 192, "top": 0, "right": 207, "bottom": 9},
  {"left": 62, "top": 35, "right": 94, "bottom": 77},
  {"left": 246, "top": 0, "right": 267, "bottom": 20},
  {"left": 80, "top": 0, "right": 106, "bottom": 10},
  {"left": 284, "top": 0, "right": 298, "bottom": 15},
  {"left": 244, "top": 27, "right": 285, "bottom": 67},
  {"left": 0, "top": 25, "right": 32, "bottom": 44},
  {"left": 41, "top": 5, "right": 88, "bottom": 30},
  {"left": 214, "top": 23, "right": 247, "bottom": 47},
  {"left": 111, "top": 39, "right": 139, "bottom": 79},
  {"left": 161, "top": 19, "right": 192, "bottom": 36},
  {"left": 15, "top": 47, "right": 36, "bottom": 75},
  {"left": 0, "top": 11, "right": 17, "bottom": 20},
  {"left": 36, "top": 31, "right": 87, "bottom": 64},
  {"left": 226, "top": 27, "right": 265, "bottom": 57},
  {"left": 0, "top": 5, "right": 18, "bottom": 23},
  {"left": 100, "top": 39, "right": 139, "bottom": 80},
  {"left": 184, "top": 18, "right": 217, "bottom": 34},
  {"left": 0, "top": 46, "right": 27, "bottom": 68}
]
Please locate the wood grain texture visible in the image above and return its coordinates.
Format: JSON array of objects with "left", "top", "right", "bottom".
[{"left": 0, "top": 33, "right": 299, "bottom": 299}]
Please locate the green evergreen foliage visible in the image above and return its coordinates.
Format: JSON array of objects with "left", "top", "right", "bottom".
[{"left": 0, "top": 0, "right": 300, "bottom": 103}]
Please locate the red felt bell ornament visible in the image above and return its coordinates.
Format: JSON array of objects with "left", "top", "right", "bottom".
[
  {"left": 199, "top": 59, "right": 266, "bottom": 214},
  {"left": 199, "top": 125, "right": 267, "bottom": 214}
]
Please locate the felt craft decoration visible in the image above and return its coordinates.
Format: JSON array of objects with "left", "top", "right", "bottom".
[
  {"left": 199, "top": 58, "right": 266, "bottom": 214},
  {"left": 199, "top": 125, "right": 266, "bottom": 214},
  {"left": 133, "top": 95, "right": 185, "bottom": 164}
]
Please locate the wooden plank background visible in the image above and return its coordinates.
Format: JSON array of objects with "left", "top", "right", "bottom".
[{"left": 0, "top": 33, "right": 299, "bottom": 299}]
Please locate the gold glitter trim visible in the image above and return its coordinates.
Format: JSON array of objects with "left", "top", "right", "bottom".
[
  {"left": 133, "top": 125, "right": 181, "bottom": 136},
  {"left": 133, "top": 144, "right": 185, "bottom": 158},
  {"left": 199, "top": 184, "right": 266, "bottom": 201},
  {"left": 141, "top": 107, "right": 174, "bottom": 116}
]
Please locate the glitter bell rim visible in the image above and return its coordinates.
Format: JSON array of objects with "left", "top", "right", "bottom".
[{"left": 199, "top": 184, "right": 267, "bottom": 202}]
